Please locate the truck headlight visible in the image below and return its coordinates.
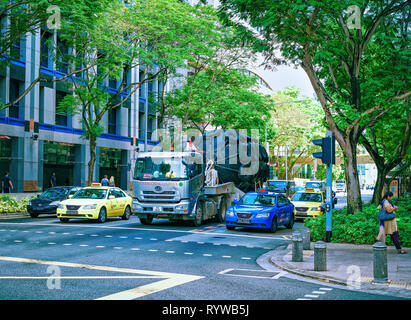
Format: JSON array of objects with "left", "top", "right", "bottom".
[{"left": 175, "top": 204, "right": 188, "bottom": 211}]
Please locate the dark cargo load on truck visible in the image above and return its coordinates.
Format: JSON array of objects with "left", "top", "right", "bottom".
[{"left": 198, "top": 130, "right": 269, "bottom": 193}]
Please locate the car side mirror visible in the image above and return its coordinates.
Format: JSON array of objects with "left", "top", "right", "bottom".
[{"left": 109, "top": 195, "right": 115, "bottom": 200}]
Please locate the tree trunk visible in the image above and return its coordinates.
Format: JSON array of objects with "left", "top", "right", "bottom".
[
  {"left": 344, "top": 140, "right": 362, "bottom": 214},
  {"left": 372, "top": 168, "right": 385, "bottom": 205},
  {"left": 88, "top": 136, "right": 97, "bottom": 186}
]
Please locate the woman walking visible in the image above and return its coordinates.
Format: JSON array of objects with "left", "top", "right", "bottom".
[
  {"left": 109, "top": 176, "right": 115, "bottom": 187},
  {"left": 376, "top": 191, "right": 406, "bottom": 254}
]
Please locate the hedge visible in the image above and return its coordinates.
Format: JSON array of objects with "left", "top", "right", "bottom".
[
  {"left": 0, "top": 195, "right": 31, "bottom": 214},
  {"left": 304, "top": 198, "right": 411, "bottom": 247}
]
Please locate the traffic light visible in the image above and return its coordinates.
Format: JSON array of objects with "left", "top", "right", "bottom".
[{"left": 312, "top": 135, "right": 335, "bottom": 165}]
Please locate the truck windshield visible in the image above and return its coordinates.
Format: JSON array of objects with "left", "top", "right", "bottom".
[{"left": 134, "top": 157, "right": 188, "bottom": 180}]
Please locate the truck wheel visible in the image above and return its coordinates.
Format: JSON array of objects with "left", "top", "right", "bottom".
[
  {"left": 193, "top": 203, "right": 203, "bottom": 227},
  {"left": 140, "top": 214, "right": 153, "bottom": 225},
  {"left": 216, "top": 198, "right": 227, "bottom": 223}
]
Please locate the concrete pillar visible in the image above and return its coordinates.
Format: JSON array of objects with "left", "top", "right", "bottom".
[
  {"left": 373, "top": 241, "right": 388, "bottom": 284},
  {"left": 292, "top": 232, "right": 303, "bottom": 262},
  {"left": 301, "top": 227, "right": 311, "bottom": 250},
  {"left": 314, "top": 241, "right": 327, "bottom": 271}
]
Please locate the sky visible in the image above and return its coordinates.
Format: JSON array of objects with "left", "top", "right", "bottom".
[{"left": 251, "top": 53, "right": 316, "bottom": 99}]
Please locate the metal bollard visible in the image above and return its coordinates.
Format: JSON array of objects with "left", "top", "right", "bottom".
[
  {"left": 373, "top": 241, "right": 388, "bottom": 284},
  {"left": 292, "top": 232, "right": 303, "bottom": 262},
  {"left": 301, "top": 228, "right": 311, "bottom": 250},
  {"left": 314, "top": 241, "right": 327, "bottom": 271}
]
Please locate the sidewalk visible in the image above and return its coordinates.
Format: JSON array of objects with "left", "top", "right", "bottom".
[{"left": 267, "top": 242, "right": 411, "bottom": 298}]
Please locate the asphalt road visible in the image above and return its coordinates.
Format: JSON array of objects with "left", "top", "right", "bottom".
[{"left": 0, "top": 212, "right": 404, "bottom": 306}]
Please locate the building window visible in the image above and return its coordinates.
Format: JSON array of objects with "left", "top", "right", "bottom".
[
  {"left": 55, "top": 91, "right": 68, "bottom": 126},
  {"left": 56, "top": 35, "right": 69, "bottom": 74},
  {"left": 9, "top": 79, "right": 22, "bottom": 119},
  {"left": 41, "top": 30, "right": 53, "bottom": 68},
  {"left": 108, "top": 107, "right": 117, "bottom": 135}
]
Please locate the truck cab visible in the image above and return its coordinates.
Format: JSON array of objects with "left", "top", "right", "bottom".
[{"left": 131, "top": 151, "right": 204, "bottom": 224}]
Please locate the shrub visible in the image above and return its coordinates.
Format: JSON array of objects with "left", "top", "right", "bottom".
[
  {"left": 304, "top": 198, "right": 411, "bottom": 247},
  {"left": 0, "top": 195, "right": 31, "bottom": 214}
]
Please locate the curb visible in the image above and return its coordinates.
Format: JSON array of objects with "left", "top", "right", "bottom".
[
  {"left": 269, "top": 247, "right": 411, "bottom": 291},
  {"left": 0, "top": 212, "right": 30, "bottom": 220}
]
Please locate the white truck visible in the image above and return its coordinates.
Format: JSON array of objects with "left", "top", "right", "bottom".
[{"left": 131, "top": 151, "right": 238, "bottom": 226}]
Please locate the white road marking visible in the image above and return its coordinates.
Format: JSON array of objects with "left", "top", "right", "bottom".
[
  {"left": 203, "top": 254, "right": 212, "bottom": 257},
  {"left": 0, "top": 222, "right": 290, "bottom": 242},
  {"left": 79, "top": 244, "right": 88, "bottom": 247},
  {"left": 63, "top": 243, "right": 72, "bottom": 246},
  {"left": 304, "top": 294, "right": 319, "bottom": 298},
  {"left": 96, "top": 246, "right": 105, "bottom": 248},
  {"left": 241, "top": 257, "right": 251, "bottom": 260},
  {"left": 184, "top": 252, "right": 194, "bottom": 255},
  {"left": 14, "top": 240, "right": 22, "bottom": 243},
  {"left": 47, "top": 242, "right": 56, "bottom": 245},
  {"left": 166, "top": 251, "right": 175, "bottom": 254},
  {"left": 312, "top": 291, "right": 327, "bottom": 294},
  {"left": 114, "top": 247, "right": 123, "bottom": 250},
  {"left": 222, "top": 256, "right": 231, "bottom": 259},
  {"left": 148, "top": 249, "right": 158, "bottom": 252},
  {"left": 0, "top": 256, "right": 204, "bottom": 300},
  {"left": 319, "top": 288, "right": 333, "bottom": 291}
]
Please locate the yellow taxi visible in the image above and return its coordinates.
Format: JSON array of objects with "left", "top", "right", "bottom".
[
  {"left": 291, "top": 189, "right": 326, "bottom": 220},
  {"left": 56, "top": 184, "right": 132, "bottom": 223}
]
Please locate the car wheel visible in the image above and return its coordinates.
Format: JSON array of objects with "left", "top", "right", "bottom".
[
  {"left": 59, "top": 218, "right": 69, "bottom": 223},
  {"left": 193, "top": 202, "right": 203, "bottom": 227},
  {"left": 270, "top": 216, "right": 278, "bottom": 233},
  {"left": 226, "top": 225, "right": 235, "bottom": 231},
  {"left": 97, "top": 207, "right": 107, "bottom": 223},
  {"left": 122, "top": 206, "right": 131, "bottom": 220},
  {"left": 29, "top": 212, "right": 39, "bottom": 218},
  {"left": 140, "top": 215, "right": 153, "bottom": 225},
  {"left": 286, "top": 213, "right": 295, "bottom": 229}
]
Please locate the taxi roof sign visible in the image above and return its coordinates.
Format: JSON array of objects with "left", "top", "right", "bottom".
[{"left": 91, "top": 182, "right": 102, "bottom": 187}]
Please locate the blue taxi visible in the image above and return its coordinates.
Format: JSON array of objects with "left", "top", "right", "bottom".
[{"left": 225, "top": 189, "right": 295, "bottom": 233}]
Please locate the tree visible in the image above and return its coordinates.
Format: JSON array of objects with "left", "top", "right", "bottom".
[
  {"left": 269, "top": 86, "right": 325, "bottom": 180},
  {"left": 219, "top": 0, "right": 411, "bottom": 214},
  {"left": 0, "top": 0, "right": 113, "bottom": 111},
  {"left": 61, "top": 0, "right": 222, "bottom": 185}
]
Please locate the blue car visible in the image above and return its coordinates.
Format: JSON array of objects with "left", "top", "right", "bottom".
[{"left": 225, "top": 189, "right": 295, "bottom": 233}]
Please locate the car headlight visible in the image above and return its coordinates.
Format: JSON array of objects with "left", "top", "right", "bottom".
[
  {"left": 57, "top": 203, "right": 65, "bottom": 210},
  {"left": 310, "top": 207, "right": 321, "bottom": 211},
  {"left": 82, "top": 204, "right": 97, "bottom": 210},
  {"left": 49, "top": 201, "right": 60, "bottom": 206},
  {"left": 226, "top": 208, "right": 235, "bottom": 217},
  {"left": 256, "top": 212, "right": 270, "bottom": 218}
]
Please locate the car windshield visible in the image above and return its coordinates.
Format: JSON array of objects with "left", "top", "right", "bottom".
[
  {"left": 72, "top": 189, "right": 107, "bottom": 199},
  {"left": 239, "top": 194, "right": 276, "bottom": 206},
  {"left": 306, "top": 182, "right": 321, "bottom": 189},
  {"left": 267, "top": 181, "right": 287, "bottom": 191},
  {"left": 134, "top": 157, "right": 188, "bottom": 180},
  {"left": 40, "top": 188, "right": 69, "bottom": 199},
  {"left": 292, "top": 192, "right": 322, "bottom": 202}
]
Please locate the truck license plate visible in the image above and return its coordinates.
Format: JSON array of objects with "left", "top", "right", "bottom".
[{"left": 237, "top": 218, "right": 251, "bottom": 224}]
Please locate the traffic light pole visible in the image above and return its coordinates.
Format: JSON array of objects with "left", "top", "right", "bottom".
[{"left": 325, "top": 131, "right": 333, "bottom": 242}]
